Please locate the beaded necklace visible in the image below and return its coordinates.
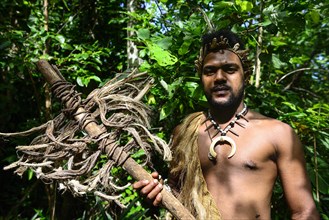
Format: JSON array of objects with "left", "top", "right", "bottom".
[{"left": 205, "top": 103, "right": 248, "bottom": 161}]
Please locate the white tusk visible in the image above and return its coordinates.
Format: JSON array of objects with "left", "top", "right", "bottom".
[{"left": 208, "top": 136, "right": 237, "bottom": 161}]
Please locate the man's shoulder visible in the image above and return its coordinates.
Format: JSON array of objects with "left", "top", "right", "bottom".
[
  {"left": 248, "top": 110, "right": 291, "bottom": 129},
  {"left": 248, "top": 110, "right": 299, "bottom": 149}
]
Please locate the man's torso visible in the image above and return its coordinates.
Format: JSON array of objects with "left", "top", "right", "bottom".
[{"left": 198, "top": 110, "right": 281, "bottom": 219}]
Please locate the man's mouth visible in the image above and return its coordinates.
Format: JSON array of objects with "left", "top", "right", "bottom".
[{"left": 211, "top": 85, "right": 230, "bottom": 93}]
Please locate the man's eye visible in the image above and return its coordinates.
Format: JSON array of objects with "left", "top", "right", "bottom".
[
  {"left": 203, "top": 68, "right": 215, "bottom": 75},
  {"left": 224, "top": 66, "right": 237, "bottom": 73}
]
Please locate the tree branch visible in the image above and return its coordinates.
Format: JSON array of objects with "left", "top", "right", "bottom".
[
  {"left": 276, "top": 68, "right": 311, "bottom": 84},
  {"left": 291, "top": 87, "right": 319, "bottom": 98},
  {"left": 254, "top": 0, "right": 264, "bottom": 88}
]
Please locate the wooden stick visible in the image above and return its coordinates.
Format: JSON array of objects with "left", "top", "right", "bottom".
[{"left": 36, "top": 60, "right": 195, "bottom": 220}]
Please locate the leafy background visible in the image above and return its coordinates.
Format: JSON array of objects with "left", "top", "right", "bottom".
[{"left": 0, "top": 0, "right": 328, "bottom": 219}]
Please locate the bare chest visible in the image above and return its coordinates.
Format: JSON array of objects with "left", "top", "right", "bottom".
[
  {"left": 197, "top": 121, "right": 278, "bottom": 175},
  {"left": 195, "top": 113, "right": 279, "bottom": 219}
]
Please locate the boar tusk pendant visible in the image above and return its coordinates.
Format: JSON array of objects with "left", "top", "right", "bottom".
[{"left": 208, "top": 135, "right": 236, "bottom": 161}]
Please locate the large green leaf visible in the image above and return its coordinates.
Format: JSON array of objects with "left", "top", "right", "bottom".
[
  {"left": 137, "top": 28, "right": 150, "bottom": 40},
  {"left": 147, "top": 42, "right": 178, "bottom": 66}
]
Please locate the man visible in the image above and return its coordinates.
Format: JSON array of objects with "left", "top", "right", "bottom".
[{"left": 133, "top": 29, "right": 319, "bottom": 219}]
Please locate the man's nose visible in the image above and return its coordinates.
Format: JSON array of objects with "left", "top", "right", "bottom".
[{"left": 215, "top": 69, "right": 226, "bottom": 81}]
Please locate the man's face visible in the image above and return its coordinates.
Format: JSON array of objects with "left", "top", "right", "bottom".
[{"left": 201, "top": 50, "right": 245, "bottom": 109}]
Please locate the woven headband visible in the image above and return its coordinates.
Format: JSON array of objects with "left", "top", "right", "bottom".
[{"left": 194, "top": 36, "right": 251, "bottom": 76}]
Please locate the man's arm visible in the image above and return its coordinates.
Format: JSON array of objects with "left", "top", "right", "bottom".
[{"left": 275, "top": 122, "right": 319, "bottom": 219}]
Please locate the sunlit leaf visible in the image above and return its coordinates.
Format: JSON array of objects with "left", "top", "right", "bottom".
[
  {"left": 137, "top": 28, "right": 150, "bottom": 40},
  {"left": 282, "top": 102, "right": 297, "bottom": 111},
  {"left": 147, "top": 42, "right": 177, "bottom": 66},
  {"left": 236, "top": 0, "right": 253, "bottom": 12},
  {"left": 307, "top": 10, "right": 320, "bottom": 24},
  {"left": 55, "top": 35, "right": 65, "bottom": 44},
  {"left": 213, "top": 1, "right": 234, "bottom": 10},
  {"left": 76, "top": 76, "right": 84, "bottom": 87},
  {"left": 155, "top": 37, "right": 172, "bottom": 49},
  {"left": 272, "top": 54, "right": 286, "bottom": 68}
]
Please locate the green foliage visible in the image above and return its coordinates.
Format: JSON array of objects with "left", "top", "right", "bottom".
[
  {"left": 130, "top": 0, "right": 329, "bottom": 218},
  {"left": 31, "top": 209, "right": 47, "bottom": 220},
  {"left": 1, "top": 0, "right": 328, "bottom": 219}
]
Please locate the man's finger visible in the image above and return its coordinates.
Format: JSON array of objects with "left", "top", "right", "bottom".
[
  {"left": 151, "top": 172, "right": 159, "bottom": 179},
  {"left": 140, "top": 179, "right": 159, "bottom": 195},
  {"left": 153, "top": 192, "right": 162, "bottom": 206},
  {"left": 132, "top": 179, "right": 149, "bottom": 189},
  {"left": 146, "top": 181, "right": 163, "bottom": 200}
]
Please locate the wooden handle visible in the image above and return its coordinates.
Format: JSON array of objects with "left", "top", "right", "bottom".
[{"left": 36, "top": 60, "right": 195, "bottom": 220}]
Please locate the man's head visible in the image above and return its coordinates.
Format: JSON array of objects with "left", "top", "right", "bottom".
[
  {"left": 196, "top": 29, "right": 251, "bottom": 110},
  {"left": 195, "top": 29, "right": 252, "bottom": 81}
]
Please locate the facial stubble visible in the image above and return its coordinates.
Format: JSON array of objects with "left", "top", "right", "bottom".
[{"left": 205, "top": 81, "right": 245, "bottom": 111}]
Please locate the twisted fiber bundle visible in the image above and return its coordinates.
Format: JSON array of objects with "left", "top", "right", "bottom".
[
  {"left": 170, "top": 112, "right": 221, "bottom": 219},
  {"left": 1, "top": 69, "right": 172, "bottom": 208}
]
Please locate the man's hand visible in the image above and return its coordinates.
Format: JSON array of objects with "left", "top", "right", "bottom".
[{"left": 132, "top": 172, "right": 163, "bottom": 206}]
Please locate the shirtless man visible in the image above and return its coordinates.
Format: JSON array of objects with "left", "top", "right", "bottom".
[{"left": 133, "top": 29, "right": 319, "bottom": 219}]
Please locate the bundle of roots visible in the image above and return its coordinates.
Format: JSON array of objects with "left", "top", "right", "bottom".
[{"left": 1, "top": 68, "right": 172, "bottom": 208}]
